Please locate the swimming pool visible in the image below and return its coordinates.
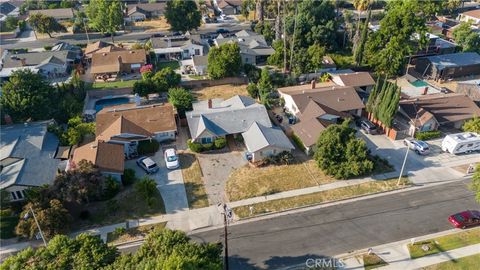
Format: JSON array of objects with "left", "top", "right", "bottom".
[
  {"left": 95, "top": 97, "right": 130, "bottom": 112},
  {"left": 410, "top": 80, "right": 429, "bottom": 87}
]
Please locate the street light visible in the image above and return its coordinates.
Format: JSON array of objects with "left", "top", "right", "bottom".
[
  {"left": 82, "top": 18, "right": 90, "bottom": 43},
  {"left": 397, "top": 98, "right": 419, "bottom": 186},
  {"left": 24, "top": 206, "right": 47, "bottom": 247}
]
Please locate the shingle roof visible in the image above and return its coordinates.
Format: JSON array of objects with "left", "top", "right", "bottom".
[
  {"left": 242, "top": 122, "right": 294, "bottom": 153},
  {"left": 291, "top": 118, "right": 330, "bottom": 148},
  {"left": 72, "top": 141, "right": 124, "bottom": 173},
  {"left": 0, "top": 120, "right": 60, "bottom": 189},
  {"left": 0, "top": 2, "right": 16, "bottom": 15},
  {"left": 215, "top": 31, "right": 275, "bottom": 56},
  {"left": 85, "top": 41, "right": 112, "bottom": 56},
  {"left": 331, "top": 72, "right": 375, "bottom": 87},
  {"left": 90, "top": 49, "right": 146, "bottom": 74},
  {"left": 29, "top": 8, "right": 74, "bottom": 20},
  {"left": 425, "top": 52, "right": 480, "bottom": 70},
  {"left": 127, "top": 2, "right": 166, "bottom": 14},
  {"left": 462, "top": 9, "right": 480, "bottom": 19},
  {"left": 193, "top": 55, "right": 208, "bottom": 66},
  {"left": 3, "top": 51, "right": 73, "bottom": 68},
  {"left": 151, "top": 35, "right": 202, "bottom": 49}
]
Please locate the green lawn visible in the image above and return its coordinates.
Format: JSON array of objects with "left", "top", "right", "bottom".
[
  {"left": 363, "top": 253, "right": 388, "bottom": 270},
  {"left": 407, "top": 228, "right": 480, "bottom": 259},
  {"left": 233, "top": 178, "right": 410, "bottom": 218},
  {"left": 188, "top": 74, "right": 206, "bottom": 80},
  {"left": 0, "top": 209, "right": 19, "bottom": 239},
  {"left": 423, "top": 253, "right": 480, "bottom": 270},
  {"left": 90, "top": 80, "right": 137, "bottom": 90},
  {"left": 156, "top": 60, "right": 180, "bottom": 70}
]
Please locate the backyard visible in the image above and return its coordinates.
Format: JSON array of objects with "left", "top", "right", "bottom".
[
  {"left": 179, "top": 152, "right": 210, "bottom": 209},
  {"left": 89, "top": 80, "right": 137, "bottom": 90},
  {"left": 156, "top": 60, "right": 180, "bottom": 71},
  {"left": 191, "top": 84, "right": 248, "bottom": 101}
]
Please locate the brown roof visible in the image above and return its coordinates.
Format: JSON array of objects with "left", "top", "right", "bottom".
[
  {"left": 29, "top": 8, "right": 74, "bottom": 19},
  {"left": 127, "top": 3, "right": 166, "bottom": 13},
  {"left": 85, "top": 41, "right": 112, "bottom": 56},
  {"left": 415, "top": 108, "right": 436, "bottom": 126},
  {"left": 332, "top": 72, "right": 375, "bottom": 87},
  {"left": 291, "top": 118, "right": 329, "bottom": 147},
  {"left": 288, "top": 86, "right": 365, "bottom": 114},
  {"left": 73, "top": 141, "right": 124, "bottom": 173},
  {"left": 299, "top": 100, "right": 350, "bottom": 121},
  {"left": 96, "top": 103, "right": 177, "bottom": 141},
  {"left": 462, "top": 9, "right": 480, "bottom": 19},
  {"left": 90, "top": 49, "right": 146, "bottom": 74},
  {"left": 217, "top": 0, "right": 242, "bottom": 8},
  {"left": 277, "top": 81, "right": 336, "bottom": 95},
  {"left": 95, "top": 46, "right": 126, "bottom": 54},
  {"left": 399, "top": 93, "right": 480, "bottom": 125}
]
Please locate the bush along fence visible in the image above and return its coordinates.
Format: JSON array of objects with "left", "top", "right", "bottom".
[
  {"left": 187, "top": 138, "right": 227, "bottom": 153},
  {"left": 415, "top": 130, "right": 442, "bottom": 140}
]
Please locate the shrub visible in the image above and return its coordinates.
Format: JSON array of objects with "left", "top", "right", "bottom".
[
  {"left": 203, "top": 143, "right": 213, "bottom": 151},
  {"left": 44, "top": 45, "right": 52, "bottom": 51},
  {"left": 103, "top": 176, "right": 121, "bottom": 200},
  {"left": 122, "top": 169, "right": 136, "bottom": 186},
  {"left": 113, "top": 227, "right": 126, "bottom": 236},
  {"left": 214, "top": 137, "right": 227, "bottom": 149},
  {"left": 291, "top": 134, "right": 306, "bottom": 152},
  {"left": 138, "top": 139, "right": 160, "bottom": 155},
  {"left": 415, "top": 130, "right": 442, "bottom": 141},
  {"left": 187, "top": 139, "right": 203, "bottom": 153}
]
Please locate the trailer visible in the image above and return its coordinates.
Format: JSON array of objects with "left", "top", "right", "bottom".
[{"left": 441, "top": 132, "right": 480, "bottom": 154}]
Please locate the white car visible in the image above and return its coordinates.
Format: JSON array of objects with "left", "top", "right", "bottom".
[
  {"left": 164, "top": 148, "right": 180, "bottom": 169},
  {"left": 136, "top": 156, "right": 159, "bottom": 174},
  {"left": 404, "top": 138, "right": 430, "bottom": 155}
]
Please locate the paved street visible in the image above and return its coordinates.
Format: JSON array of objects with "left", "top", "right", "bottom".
[{"left": 185, "top": 179, "right": 476, "bottom": 270}]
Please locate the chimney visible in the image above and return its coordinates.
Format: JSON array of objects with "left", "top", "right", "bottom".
[
  {"left": 20, "top": 58, "right": 26, "bottom": 66},
  {"left": 310, "top": 79, "right": 316, "bottom": 89},
  {"left": 208, "top": 99, "right": 212, "bottom": 109},
  {"left": 423, "top": 87, "right": 428, "bottom": 95},
  {"left": 117, "top": 56, "right": 123, "bottom": 64}
]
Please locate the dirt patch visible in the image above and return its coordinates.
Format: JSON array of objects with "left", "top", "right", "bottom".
[{"left": 191, "top": 84, "right": 248, "bottom": 101}]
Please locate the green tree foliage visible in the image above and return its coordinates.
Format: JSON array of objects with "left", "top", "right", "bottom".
[
  {"left": 152, "top": 67, "right": 181, "bottom": 92},
  {"left": 314, "top": 120, "right": 373, "bottom": 179},
  {"left": 1, "top": 234, "right": 118, "bottom": 269},
  {"left": 165, "top": 0, "right": 201, "bottom": 32},
  {"left": 307, "top": 44, "right": 326, "bottom": 71},
  {"left": 247, "top": 83, "right": 259, "bottom": 99},
  {"left": 86, "top": 0, "right": 123, "bottom": 42},
  {"left": 135, "top": 177, "right": 160, "bottom": 208},
  {"left": 207, "top": 43, "right": 242, "bottom": 79},
  {"left": 257, "top": 68, "right": 274, "bottom": 107},
  {"left": 354, "top": 8, "right": 371, "bottom": 66},
  {"left": 254, "top": 21, "right": 274, "bottom": 44},
  {"left": 15, "top": 199, "right": 71, "bottom": 240},
  {"left": 241, "top": 0, "right": 255, "bottom": 19},
  {"left": 105, "top": 229, "right": 223, "bottom": 270},
  {"left": 61, "top": 116, "right": 95, "bottom": 146},
  {"left": 167, "top": 87, "right": 193, "bottom": 117},
  {"left": 244, "top": 63, "right": 261, "bottom": 83},
  {"left": 0, "top": 69, "right": 56, "bottom": 122},
  {"left": 452, "top": 22, "right": 480, "bottom": 53},
  {"left": 0, "top": 16, "right": 19, "bottom": 32},
  {"left": 366, "top": 79, "right": 400, "bottom": 127},
  {"left": 133, "top": 79, "right": 157, "bottom": 97},
  {"left": 267, "top": 40, "right": 287, "bottom": 68},
  {"left": 471, "top": 165, "right": 480, "bottom": 204},
  {"left": 29, "top": 13, "right": 66, "bottom": 37},
  {"left": 463, "top": 116, "right": 480, "bottom": 134},
  {"left": 365, "top": 0, "right": 428, "bottom": 76}
]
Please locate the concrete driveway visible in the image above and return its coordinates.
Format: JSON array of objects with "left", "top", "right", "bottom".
[{"left": 126, "top": 147, "right": 189, "bottom": 214}]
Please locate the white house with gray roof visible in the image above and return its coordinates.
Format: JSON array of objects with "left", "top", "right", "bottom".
[
  {"left": 186, "top": 95, "right": 294, "bottom": 161},
  {"left": 151, "top": 34, "right": 205, "bottom": 61},
  {"left": 0, "top": 120, "right": 62, "bottom": 201}
]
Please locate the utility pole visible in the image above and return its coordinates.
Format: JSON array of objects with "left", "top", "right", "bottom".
[
  {"left": 223, "top": 207, "right": 229, "bottom": 270},
  {"left": 25, "top": 206, "right": 47, "bottom": 247},
  {"left": 83, "top": 18, "right": 90, "bottom": 43}
]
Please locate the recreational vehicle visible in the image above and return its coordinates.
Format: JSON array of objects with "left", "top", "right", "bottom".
[{"left": 441, "top": 132, "right": 480, "bottom": 154}]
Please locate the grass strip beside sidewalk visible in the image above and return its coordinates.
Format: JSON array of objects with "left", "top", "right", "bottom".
[
  {"left": 407, "top": 228, "right": 480, "bottom": 259},
  {"left": 423, "top": 253, "right": 480, "bottom": 270},
  {"left": 233, "top": 178, "right": 410, "bottom": 218},
  {"left": 107, "top": 222, "right": 167, "bottom": 245}
]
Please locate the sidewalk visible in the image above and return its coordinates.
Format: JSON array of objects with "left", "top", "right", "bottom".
[{"left": 337, "top": 228, "right": 480, "bottom": 270}]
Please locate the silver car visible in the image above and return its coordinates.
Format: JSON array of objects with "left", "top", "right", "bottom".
[
  {"left": 404, "top": 138, "right": 430, "bottom": 155},
  {"left": 136, "top": 156, "right": 159, "bottom": 174}
]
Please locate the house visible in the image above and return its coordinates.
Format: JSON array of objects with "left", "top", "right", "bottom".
[
  {"left": 458, "top": 9, "right": 480, "bottom": 25},
  {"left": 329, "top": 71, "right": 375, "bottom": 92},
  {"left": 0, "top": 1, "right": 19, "bottom": 20},
  {"left": 0, "top": 120, "right": 61, "bottom": 201},
  {"left": 279, "top": 81, "right": 365, "bottom": 153},
  {"left": 192, "top": 55, "right": 208, "bottom": 75},
  {"left": 2, "top": 50, "right": 78, "bottom": 77},
  {"left": 84, "top": 41, "right": 117, "bottom": 59},
  {"left": 28, "top": 8, "right": 74, "bottom": 21},
  {"left": 151, "top": 34, "right": 204, "bottom": 61},
  {"left": 71, "top": 141, "right": 125, "bottom": 180},
  {"left": 214, "top": 30, "right": 275, "bottom": 65},
  {"left": 414, "top": 52, "right": 480, "bottom": 81},
  {"left": 214, "top": 0, "right": 242, "bottom": 15},
  {"left": 187, "top": 95, "right": 293, "bottom": 161},
  {"left": 126, "top": 2, "right": 166, "bottom": 21},
  {"left": 90, "top": 49, "right": 147, "bottom": 79},
  {"left": 410, "top": 32, "right": 457, "bottom": 58},
  {"left": 398, "top": 93, "right": 480, "bottom": 135},
  {"left": 456, "top": 79, "right": 480, "bottom": 102}
]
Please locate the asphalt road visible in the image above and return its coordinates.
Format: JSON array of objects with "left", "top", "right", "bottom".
[{"left": 120, "top": 179, "right": 477, "bottom": 270}]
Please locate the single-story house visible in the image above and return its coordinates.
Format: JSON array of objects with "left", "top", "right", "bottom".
[
  {"left": 186, "top": 95, "right": 293, "bottom": 161},
  {"left": 215, "top": 30, "right": 275, "bottom": 66},
  {"left": 90, "top": 49, "right": 147, "bottom": 78},
  {"left": 125, "top": 2, "right": 166, "bottom": 21},
  {"left": 414, "top": 52, "right": 480, "bottom": 82},
  {"left": 215, "top": 0, "right": 242, "bottom": 15},
  {"left": 458, "top": 9, "right": 480, "bottom": 25},
  {"left": 28, "top": 8, "right": 74, "bottom": 21},
  {"left": 192, "top": 55, "right": 208, "bottom": 75},
  {"left": 329, "top": 71, "right": 376, "bottom": 92},
  {"left": 2, "top": 50, "right": 78, "bottom": 77},
  {"left": 84, "top": 41, "right": 116, "bottom": 59},
  {"left": 151, "top": 34, "right": 204, "bottom": 61},
  {"left": 0, "top": 120, "right": 61, "bottom": 201},
  {"left": 398, "top": 93, "right": 480, "bottom": 135}
]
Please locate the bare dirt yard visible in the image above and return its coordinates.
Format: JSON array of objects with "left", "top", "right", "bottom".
[{"left": 191, "top": 84, "right": 248, "bottom": 101}]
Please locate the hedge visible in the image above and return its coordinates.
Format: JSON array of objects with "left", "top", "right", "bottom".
[
  {"left": 188, "top": 139, "right": 203, "bottom": 153},
  {"left": 138, "top": 140, "right": 160, "bottom": 155},
  {"left": 122, "top": 168, "right": 136, "bottom": 186},
  {"left": 291, "top": 134, "right": 306, "bottom": 152},
  {"left": 415, "top": 130, "right": 442, "bottom": 141},
  {"left": 214, "top": 137, "right": 227, "bottom": 149}
]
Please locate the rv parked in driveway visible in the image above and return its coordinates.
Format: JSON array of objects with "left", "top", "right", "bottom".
[{"left": 441, "top": 132, "right": 480, "bottom": 154}]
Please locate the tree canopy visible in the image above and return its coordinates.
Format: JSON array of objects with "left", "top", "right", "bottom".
[
  {"left": 452, "top": 22, "right": 480, "bottom": 53},
  {"left": 207, "top": 43, "right": 242, "bottom": 79},
  {"left": 167, "top": 87, "right": 193, "bottom": 118},
  {"left": 472, "top": 165, "right": 480, "bottom": 204},
  {"left": 133, "top": 67, "right": 181, "bottom": 97},
  {"left": 463, "top": 116, "right": 480, "bottom": 134},
  {"left": 29, "top": 13, "right": 66, "bottom": 38},
  {"left": 165, "top": 0, "right": 201, "bottom": 32},
  {"left": 366, "top": 79, "right": 400, "bottom": 128},
  {"left": 86, "top": 0, "right": 123, "bottom": 42}
]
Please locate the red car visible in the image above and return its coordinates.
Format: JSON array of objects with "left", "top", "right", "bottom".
[{"left": 448, "top": 210, "right": 480, "bottom": 229}]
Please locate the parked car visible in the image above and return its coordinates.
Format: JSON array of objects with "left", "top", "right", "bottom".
[
  {"left": 164, "top": 148, "right": 180, "bottom": 169},
  {"left": 448, "top": 210, "right": 480, "bottom": 229},
  {"left": 360, "top": 120, "right": 377, "bottom": 134},
  {"left": 404, "top": 138, "right": 430, "bottom": 155},
  {"left": 216, "top": 28, "right": 229, "bottom": 34},
  {"left": 136, "top": 156, "right": 159, "bottom": 174}
]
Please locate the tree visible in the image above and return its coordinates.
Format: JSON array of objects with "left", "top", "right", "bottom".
[
  {"left": 62, "top": 116, "right": 95, "bottom": 146},
  {"left": 244, "top": 64, "right": 261, "bottom": 83},
  {"left": 452, "top": 22, "right": 480, "bottom": 53},
  {"left": 366, "top": 79, "right": 400, "bottom": 127},
  {"left": 471, "top": 165, "right": 480, "bottom": 204},
  {"left": 463, "top": 116, "right": 480, "bottom": 134},
  {"left": 86, "top": 0, "right": 123, "bottom": 42},
  {"left": 254, "top": 21, "right": 274, "bottom": 44},
  {"left": 0, "top": 69, "right": 57, "bottom": 122},
  {"left": 207, "top": 43, "right": 242, "bottom": 79},
  {"left": 165, "top": 0, "right": 201, "bottom": 32},
  {"left": 152, "top": 67, "right": 181, "bottom": 92},
  {"left": 133, "top": 79, "right": 157, "bottom": 98},
  {"left": 16, "top": 199, "right": 71, "bottom": 240},
  {"left": 241, "top": 0, "right": 255, "bottom": 19},
  {"left": 314, "top": 120, "right": 374, "bottom": 179},
  {"left": 4, "top": 16, "right": 19, "bottom": 31},
  {"left": 29, "top": 13, "right": 66, "bottom": 37},
  {"left": 167, "top": 87, "right": 193, "bottom": 118},
  {"left": 354, "top": 8, "right": 371, "bottom": 66},
  {"left": 247, "top": 83, "right": 259, "bottom": 99},
  {"left": 307, "top": 44, "right": 326, "bottom": 71},
  {"left": 352, "top": 0, "right": 372, "bottom": 55}
]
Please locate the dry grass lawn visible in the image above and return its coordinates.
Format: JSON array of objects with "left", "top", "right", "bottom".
[
  {"left": 363, "top": 253, "right": 388, "bottom": 270},
  {"left": 192, "top": 84, "right": 248, "bottom": 101},
  {"left": 226, "top": 161, "right": 336, "bottom": 202},
  {"left": 133, "top": 17, "right": 170, "bottom": 32},
  {"left": 179, "top": 152, "right": 210, "bottom": 209},
  {"left": 106, "top": 222, "right": 166, "bottom": 245}
]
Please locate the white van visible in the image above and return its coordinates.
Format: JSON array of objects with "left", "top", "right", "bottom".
[{"left": 441, "top": 132, "right": 480, "bottom": 154}]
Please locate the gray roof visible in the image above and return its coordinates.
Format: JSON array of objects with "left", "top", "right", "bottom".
[
  {"left": 0, "top": 121, "right": 60, "bottom": 189},
  {"left": 215, "top": 30, "right": 275, "bottom": 56},
  {"left": 426, "top": 52, "right": 480, "bottom": 70},
  {"left": 193, "top": 55, "right": 208, "bottom": 66},
  {"left": 186, "top": 95, "right": 272, "bottom": 140},
  {"left": 0, "top": 2, "right": 16, "bottom": 15},
  {"left": 242, "top": 122, "right": 294, "bottom": 153},
  {"left": 151, "top": 35, "right": 202, "bottom": 49},
  {"left": 29, "top": 8, "right": 74, "bottom": 20},
  {"left": 3, "top": 50, "right": 76, "bottom": 68}
]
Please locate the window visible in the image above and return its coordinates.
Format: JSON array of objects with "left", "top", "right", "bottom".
[
  {"left": 11, "top": 192, "right": 17, "bottom": 200},
  {"left": 16, "top": 191, "right": 23, "bottom": 199},
  {"left": 195, "top": 49, "right": 200, "bottom": 55},
  {"left": 201, "top": 137, "right": 213, "bottom": 144}
]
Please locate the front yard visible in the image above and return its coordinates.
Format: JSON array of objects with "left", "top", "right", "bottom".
[
  {"left": 423, "top": 253, "right": 480, "bottom": 270},
  {"left": 179, "top": 152, "right": 210, "bottom": 209},
  {"left": 0, "top": 208, "right": 19, "bottom": 239},
  {"left": 191, "top": 84, "right": 248, "bottom": 101},
  {"left": 106, "top": 222, "right": 167, "bottom": 245},
  {"left": 363, "top": 253, "right": 388, "bottom": 270}
]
